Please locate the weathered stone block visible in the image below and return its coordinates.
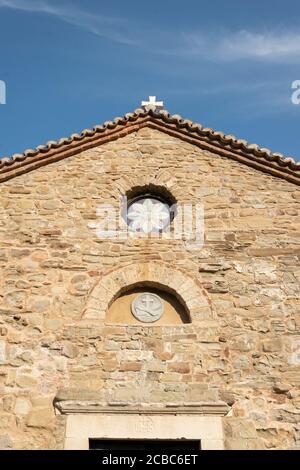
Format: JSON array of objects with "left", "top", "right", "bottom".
[
  {"left": 224, "top": 418, "right": 258, "bottom": 439},
  {"left": 168, "top": 363, "right": 190, "bottom": 374},
  {"left": 120, "top": 361, "right": 142, "bottom": 372},
  {"left": 262, "top": 338, "right": 282, "bottom": 353},
  {"left": 0, "top": 341, "right": 6, "bottom": 364},
  {"left": 61, "top": 343, "right": 79, "bottom": 359},
  {"left": 0, "top": 434, "right": 13, "bottom": 449},
  {"left": 27, "top": 408, "right": 54, "bottom": 429},
  {"left": 225, "top": 438, "right": 265, "bottom": 450}
]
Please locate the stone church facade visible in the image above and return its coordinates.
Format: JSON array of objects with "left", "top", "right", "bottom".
[{"left": 0, "top": 102, "right": 299, "bottom": 450}]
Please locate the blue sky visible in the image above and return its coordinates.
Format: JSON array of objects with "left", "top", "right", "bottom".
[{"left": 1, "top": 0, "right": 300, "bottom": 159}]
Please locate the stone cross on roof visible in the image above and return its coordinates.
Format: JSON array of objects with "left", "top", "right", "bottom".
[{"left": 141, "top": 96, "right": 164, "bottom": 110}]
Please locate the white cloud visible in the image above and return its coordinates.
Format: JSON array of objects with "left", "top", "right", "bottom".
[
  {"left": 183, "top": 29, "right": 300, "bottom": 62},
  {"left": 2, "top": 1, "right": 300, "bottom": 63},
  {"left": 0, "top": 0, "right": 136, "bottom": 45},
  {"left": 221, "top": 30, "right": 300, "bottom": 60}
]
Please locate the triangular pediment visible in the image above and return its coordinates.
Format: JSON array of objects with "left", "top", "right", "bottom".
[{"left": 0, "top": 107, "right": 299, "bottom": 185}]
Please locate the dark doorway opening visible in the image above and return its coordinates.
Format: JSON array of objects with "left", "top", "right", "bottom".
[{"left": 89, "top": 439, "right": 201, "bottom": 451}]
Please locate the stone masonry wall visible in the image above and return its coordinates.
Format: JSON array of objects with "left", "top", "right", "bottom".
[{"left": 0, "top": 127, "right": 299, "bottom": 449}]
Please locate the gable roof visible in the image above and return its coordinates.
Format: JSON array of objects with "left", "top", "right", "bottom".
[{"left": 0, "top": 107, "right": 299, "bottom": 186}]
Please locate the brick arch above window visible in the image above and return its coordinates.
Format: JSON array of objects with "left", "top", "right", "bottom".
[
  {"left": 81, "top": 262, "right": 213, "bottom": 323},
  {"left": 111, "top": 173, "right": 184, "bottom": 204}
]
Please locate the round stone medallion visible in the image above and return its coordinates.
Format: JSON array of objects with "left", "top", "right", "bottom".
[{"left": 131, "top": 292, "right": 164, "bottom": 323}]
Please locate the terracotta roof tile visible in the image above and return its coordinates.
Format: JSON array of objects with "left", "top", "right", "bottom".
[{"left": 0, "top": 107, "right": 299, "bottom": 185}]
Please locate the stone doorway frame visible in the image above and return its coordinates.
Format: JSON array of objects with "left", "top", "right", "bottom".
[{"left": 55, "top": 402, "right": 228, "bottom": 450}]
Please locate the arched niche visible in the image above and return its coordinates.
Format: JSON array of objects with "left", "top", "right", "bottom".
[
  {"left": 81, "top": 262, "right": 212, "bottom": 324},
  {"left": 106, "top": 282, "right": 190, "bottom": 326}
]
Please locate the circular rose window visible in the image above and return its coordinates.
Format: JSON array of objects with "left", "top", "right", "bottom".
[{"left": 126, "top": 196, "right": 172, "bottom": 233}]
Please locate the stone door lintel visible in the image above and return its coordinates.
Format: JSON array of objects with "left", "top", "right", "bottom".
[{"left": 56, "top": 401, "right": 228, "bottom": 451}]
